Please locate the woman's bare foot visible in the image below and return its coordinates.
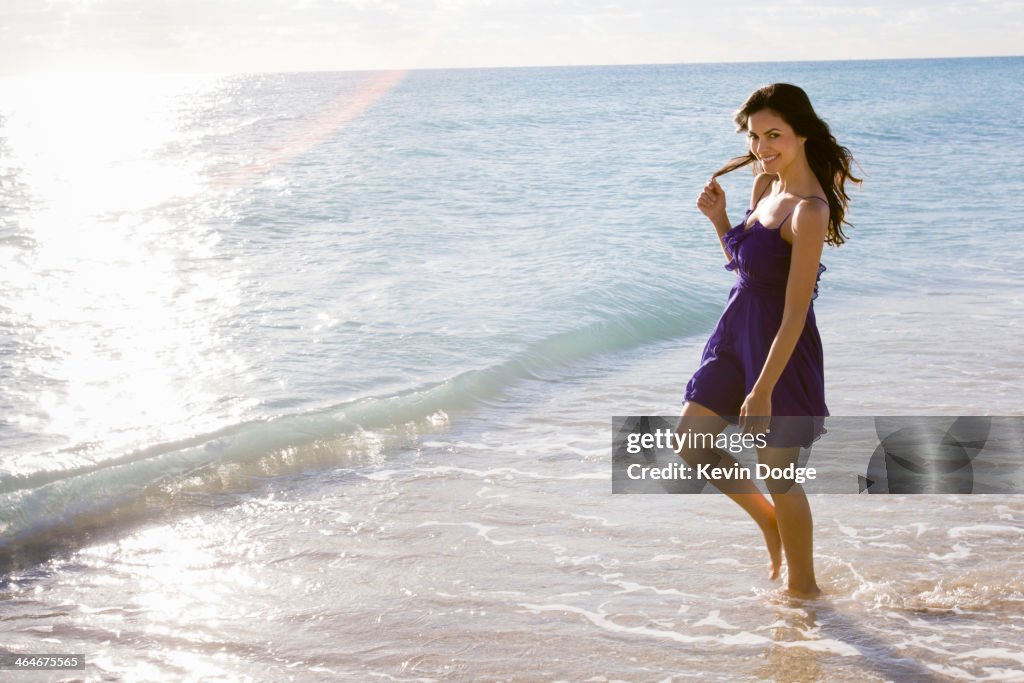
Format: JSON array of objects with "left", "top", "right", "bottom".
[
  {"left": 785, "top": 582, "right": 823, "bottom": 598},
  {"left": 760, "top": 518, "right": 783, "bottom": 581}
]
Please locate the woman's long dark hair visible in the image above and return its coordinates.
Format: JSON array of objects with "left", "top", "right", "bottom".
[{"left": 713, "top": 83, "right": 861, "bottom": 246}]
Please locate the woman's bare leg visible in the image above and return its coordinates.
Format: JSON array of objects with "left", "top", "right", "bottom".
[
  {"left": 675, "top": 402, "right": 782, "bottom": 581},
  {"left": 758, "top": 445, "right": 821, "bottom": 596}
]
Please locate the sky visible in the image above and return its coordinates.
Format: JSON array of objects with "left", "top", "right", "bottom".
[{"left": 2, "top": 0, "right": 1022, "bottom": 74}]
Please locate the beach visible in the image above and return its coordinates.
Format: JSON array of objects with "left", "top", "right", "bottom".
[{"left": 1, "top": 58, "right": 1023, "bottom": 681}]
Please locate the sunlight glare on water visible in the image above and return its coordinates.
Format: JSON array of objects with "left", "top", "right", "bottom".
[{"left": 0, "top": 73, "right": 252, "bottom": 469}]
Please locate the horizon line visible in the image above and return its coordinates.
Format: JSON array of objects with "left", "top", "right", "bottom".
[{"left": 2, "top": 53, "right": 1021, "bottom": 79}]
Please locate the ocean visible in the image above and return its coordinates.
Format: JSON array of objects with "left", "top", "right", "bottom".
[{"left": 1, "top": 57, "right": 1023, "bottom": 681}]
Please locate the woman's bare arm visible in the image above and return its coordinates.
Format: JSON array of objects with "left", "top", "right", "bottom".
[
  {"left": 696, "top": 178, "right": 733, "bottom": 261},
  {"left": 739, "top": 198, "right": 828, "bottom": 432}
]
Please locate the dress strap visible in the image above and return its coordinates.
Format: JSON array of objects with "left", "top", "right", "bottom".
[{"left": 775, "top": 210, "right": 796, "bottom": 231}]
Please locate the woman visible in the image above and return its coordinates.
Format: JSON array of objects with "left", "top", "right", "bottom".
[{"left": 676, "top": 83, "right": 860, "bottom": 597}]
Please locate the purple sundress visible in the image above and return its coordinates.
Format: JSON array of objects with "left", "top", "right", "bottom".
[{"left": 683, "top": 186, "right": 828, "bottom": 448}]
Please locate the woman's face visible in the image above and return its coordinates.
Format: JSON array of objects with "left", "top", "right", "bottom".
[{"left": 746, "top": 109, "right": 805, "bottom": 175}]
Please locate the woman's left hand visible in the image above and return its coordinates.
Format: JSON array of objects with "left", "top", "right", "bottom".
[{"left": 739, "top": 389, "right": 771, "bottom": 435}]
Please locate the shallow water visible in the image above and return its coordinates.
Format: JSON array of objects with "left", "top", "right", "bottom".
[{"left": 1, "top": 58, "right": 1023, "bottom": 681}]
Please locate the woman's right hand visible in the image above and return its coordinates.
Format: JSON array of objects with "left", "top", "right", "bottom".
[{"left": 696, "top": 177, "right": 727, "bottom": 221}]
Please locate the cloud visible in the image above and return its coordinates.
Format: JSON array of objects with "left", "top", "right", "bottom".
[{"left": 1, "top": 0, "right": 1021, "bottom": 73}]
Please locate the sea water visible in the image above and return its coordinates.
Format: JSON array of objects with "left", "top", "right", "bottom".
[{"left": 1, "top": 58, "right": 1023, "bottom": 681}]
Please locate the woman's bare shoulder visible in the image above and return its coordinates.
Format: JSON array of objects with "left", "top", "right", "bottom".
[
  {"left": 788, "top": 197, "right": 830, "bottom": 245},
  {"left": 748, "top": 172, "right": 775, "bottom": 209}
]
